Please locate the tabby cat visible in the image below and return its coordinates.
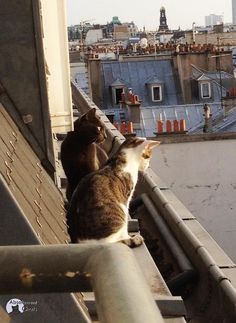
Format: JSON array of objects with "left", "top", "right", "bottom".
[
  {"left": 67, "top": 137, "right": 160, "bottom": 247},
  {"left": 61, "top": 108, "right": 108, "bottom": 201}
]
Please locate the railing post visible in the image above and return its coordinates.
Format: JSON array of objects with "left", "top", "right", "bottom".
[{"left": 86, "top": 244, "right": 164, "bottom": 323}]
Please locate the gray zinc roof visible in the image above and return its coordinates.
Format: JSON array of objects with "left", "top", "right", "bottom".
[
  {"left": 103, "top": 102, "right": 223, "bottom": 137},
  {"left": 140, "top": 103, "right": 223, "bottom": 137},
  {"left": 101, "top": 59, "right": 183, "bottom": 109},
  {"left": 212, "top": 107, "right": 236, "bottom": 133},
  {"left": 192, "top": 64, "right": 234, "bottom": 103},
  {"left": 192, "top": 64, "right": 233, "bottom": 81},
  {"left": 110, "top": 78, "right": 126, "bottom": 86},
  {"left": 0, "top": 105, "right": 68, "bottom": 244},
  {"left": 0, "top": 104, "right": 89, "bottom": 322}
]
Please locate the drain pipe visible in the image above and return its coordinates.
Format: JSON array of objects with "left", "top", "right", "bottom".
[{"left": 140, "top": 193, "right": 198, "bottom": 295}]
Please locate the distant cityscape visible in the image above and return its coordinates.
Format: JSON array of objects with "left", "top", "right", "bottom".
[
  {"left": 67, "top": 4, "right": 236, "bottom": 49},
  {"left": 68, "top": 2, "right": 236, "bottom": 137}
]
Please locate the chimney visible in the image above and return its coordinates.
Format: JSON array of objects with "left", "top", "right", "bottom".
[
  {"left": 125, "top": 89, "right": 142, "bottom": 129},
  {"left": 203, "top": 104, "right": 212, "bottom": 133}
]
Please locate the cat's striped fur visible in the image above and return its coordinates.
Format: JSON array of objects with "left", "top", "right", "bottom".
[{"left": 67, "top": 137, "right": 160, "bottom": 247}]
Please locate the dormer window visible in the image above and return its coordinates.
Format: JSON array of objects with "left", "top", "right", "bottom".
[
  {"left": 197, "top": 74, "right": 212, "bottom": 100},
  {"left": 146, "top": 76, "right": 164, "bottom": 104},
  {"left": 201, "top": 81, "right": 211, "bottom": 99},
  {"left": 110, "top": 78, "right": 126, "bottom": 106}
]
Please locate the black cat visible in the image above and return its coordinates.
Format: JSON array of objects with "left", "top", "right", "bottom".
[{"left": 61, "top": 108, "right": 108, "bottom": 201}]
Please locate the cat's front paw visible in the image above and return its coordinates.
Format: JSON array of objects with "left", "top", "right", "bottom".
[{"left": 121, "top": 234, "right": 144, "bottom": 248}]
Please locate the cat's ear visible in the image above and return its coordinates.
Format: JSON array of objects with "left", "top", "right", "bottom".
[
  {"left": 74, "top": 111, "right": 88, "bottom": 130},
  {"left": 79, "top": 113, "right": 88, "bottom": 122},
  {"left": 80, "top": 108, "right": 96, "bottom": 122},
  {"left": 134, "top": 137, "right": 160, "bottom": 150},
  {"left": 145, "top": 140, "right": 160, "bottom": 150},
  {"left": 87, "top": 108, "right": 96, "bottom": 118}
]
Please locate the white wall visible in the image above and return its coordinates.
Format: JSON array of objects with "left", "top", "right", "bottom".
[
  {"left": 233, "top": 0, "right": 236, "bottom": 25},
  {"left": 41, "top": 0, "right": 73, "bottom": 133},
  {"left": 151, "top": 139, "right": 236, "bottom": 261}
]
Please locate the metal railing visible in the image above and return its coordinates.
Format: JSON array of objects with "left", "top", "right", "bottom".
[{"left": 0, "top": 243, "right": 165, "bottom": 323}]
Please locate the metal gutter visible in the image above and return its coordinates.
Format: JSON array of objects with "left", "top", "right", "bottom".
[
  {"left": 140, "top": 178, "right": 236, "bottom": 320},
  {"left": 140, "top": 193, "right": 198, "bottom": 294}
]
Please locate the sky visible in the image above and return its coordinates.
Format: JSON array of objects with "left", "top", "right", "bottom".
[{"left": 66, "top": 0, "right": 232, "bottom": 31}]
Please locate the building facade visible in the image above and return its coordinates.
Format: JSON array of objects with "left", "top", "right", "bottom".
[
  {"left": 205, "top": 14, "right": 223, "bottom": 27},
  {"left": 233, "top": 0, "right": 236, "bottom": 24}
]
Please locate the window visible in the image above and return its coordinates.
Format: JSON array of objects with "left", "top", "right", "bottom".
[
  {"left": 146, "top": 78, "right": 164, "bottom": 103},
  {"left": 114, "top": 87, "right": 124, "bottom": 104},
  {"left": 152, "top": 85, "right": 162, "bottom": 102},
  {"left": 201, "top": 82, "right": 211, "bottom": 99},
  {"left": 110, "top": 79, "right": 126, "bottom": 106}
]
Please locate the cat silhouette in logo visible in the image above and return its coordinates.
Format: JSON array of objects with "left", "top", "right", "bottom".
[{"left": 6, "top": 298, "right": 24, "bottom": 314}]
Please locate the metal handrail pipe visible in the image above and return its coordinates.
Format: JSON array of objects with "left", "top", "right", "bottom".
[
  {"left": 220, "top": 279, "right": 236, "bottom": 319},
  {"left": 0, "top": 243, "right": 164, "bottom": 323},
  {"left": 86, "top": 243, "right": 164, "bottom": 323}
]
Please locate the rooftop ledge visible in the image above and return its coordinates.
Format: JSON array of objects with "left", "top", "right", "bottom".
[{"left": 152, "top": 132, "right": 236, "bottom": 144}]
